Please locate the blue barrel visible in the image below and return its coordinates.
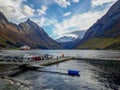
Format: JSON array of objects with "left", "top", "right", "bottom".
[{"left": 68, "top": 70, "right": 80, "bottom": 76}]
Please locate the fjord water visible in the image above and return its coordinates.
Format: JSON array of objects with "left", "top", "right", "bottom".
[
  {"left": 1, "top": 50, "right": 120, "bottom": 90},
  {"left": 1, "top": 50, "right": 120, "bottom": 59}
]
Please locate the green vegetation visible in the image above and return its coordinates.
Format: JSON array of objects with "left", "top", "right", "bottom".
[
  {"left": 77, "top": 37, "right": 120, "bottom": 50},
  {"left": 8, "top": 47, "right": 19, "bottom": 50},
  {"left": 0, "top": 37, "right": 6, "bottom": 46},
  {"left": 0, "top": 33, "right": 19, "bottom": 49}
]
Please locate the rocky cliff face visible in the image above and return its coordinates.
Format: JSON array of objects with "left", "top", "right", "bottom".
[
  {"left": 0, "top": 12, "right": 62, "bottom": 49},
  {"left": 77, "top": 0, "right": 120, "bottom": 50},
  {"left": 0, "top": 12, "right": 9, "bottom": 23}
]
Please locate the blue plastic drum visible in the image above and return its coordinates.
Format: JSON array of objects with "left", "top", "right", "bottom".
[{"left": 68, "top": 70, "right": 80, "bottom": 76}]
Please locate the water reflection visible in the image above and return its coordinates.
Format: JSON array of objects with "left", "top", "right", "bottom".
[
  {"left": 1, "top": 50, "right": 120, "bottom": 59},
  {"left": 1, "top": 50, "right": 120, "bottom": 90},
  {"left": 14, "top": 59, "right": 120, "bottom": 90},
  {"left": 87, "top": 60, "right": 120, "bottom": 90}
]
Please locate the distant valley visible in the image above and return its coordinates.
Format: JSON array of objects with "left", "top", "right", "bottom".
[{"left": 56, "top": 30, "right": 86, "bottom": 49}]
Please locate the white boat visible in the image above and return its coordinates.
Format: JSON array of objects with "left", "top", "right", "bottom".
[
  {"left": 20, "top": 45, "right": 30, "bottom": 50},
  {"left": 23, "top": 54, "right": 53, "bottom": 62}
]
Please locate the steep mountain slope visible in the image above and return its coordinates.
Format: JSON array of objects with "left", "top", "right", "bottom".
[
  {"left": 77, "top": 0, "right": 120, "bottom": 50},
  {"left": 18, "top": 19, "right": 62, "bottom": 49},
  {"left": 0, "top": 12, "right": 62, "bottom": 49},
  {"left": 0, "top": 12, "right": 27, "bottom": 49}
]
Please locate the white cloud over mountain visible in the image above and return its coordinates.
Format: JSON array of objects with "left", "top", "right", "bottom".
[
  {"left": 52, "top": 10, "right": 106, "bottom": 38},
  {"left": 0, "top": 0, "right": 118, "bottom": 39},
  {"left": 50, "top": 0, "right": 117, "bottom": 38},
  {"left": 91, "top": 0, "right": 117, "bottom": 7},
  {"left": 22, "top": 5, "right": 35, "bottom": 16},
  {"left": 0, "top": 0, "right": 35, "bottom": 23}
]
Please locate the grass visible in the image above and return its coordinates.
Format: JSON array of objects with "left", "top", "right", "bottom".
[
  {"left": 8, "top": 47, "right": 19, "bottom": 50},
  {"left": 0, "top": 36, "right": 19, "bottom": 50},
  {"left": 77, "top": 37, "right": 120, "bottom": 50}
]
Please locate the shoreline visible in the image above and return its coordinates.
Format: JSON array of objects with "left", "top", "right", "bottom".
[
  {"left": 0, "top": 77, "right": 32, "bottom": 90},
  {"left": 0, "top": 57, "right": 72, "bottom": 90},
  {"left": 73, "top": 57, "right": 120, "bottom": 61},
  {"left": 0, "top": 56, "right": 120, "bottom": 90}
]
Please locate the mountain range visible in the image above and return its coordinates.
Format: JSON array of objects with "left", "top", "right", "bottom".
[
  {"left": 56, "top": 30, "right": 86, "bottom": 49},
  {"left": 77, "top": 0, "right": 120, "bottom": 50},
  {"left": 0, "top": 0, "right": 120, "bottom": 50},
  {"left": 56, "top": 36, "right": 76, "bottom": 43},
  {"left": 0, "top": 12, "right": 62, "bottom": 49}
]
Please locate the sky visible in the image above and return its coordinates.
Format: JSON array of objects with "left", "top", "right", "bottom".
[{"left": 0, "top": 0, "right": 118, "bottom": 39}]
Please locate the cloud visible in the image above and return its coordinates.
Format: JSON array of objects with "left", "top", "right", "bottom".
[
  {"left": 31, "top": 17, "right": 49, "bottom": 27},
  {"left": 0, "top": 0, "right": 117, "bottom": 39},
  {"left": 63, "top": 12, "right": 71, "bottom": 17},
  {"left": 34, "top": 0, "right": 55, "bottom": 6},
  {"left": 91, "top": 0, "right": 117, "bottom": 7},
  {"left": 35, "top": 8, "right": 109, "bottom": 38},
  {"left": 55, "top": 0, "right": 71, "bottom": 8},
  {"left": 51, "top": 5, "right": 113, "bottom": 38},
  {"left": 49, "top": 0, "right": 117, "bottom": 38},
  {"left": 39, "top": 17, "right": 47, "bottom": 26},
  {"left": 0, "top": 0, "right": 35, "bottom": 23},
  {"left": 22, "top": 5, "right": 35, "bottom": 16},
  {"left": 37, "top": 6, "right": 48, "bottom": 16},
  {"left": 30, "top": 16, "right": 56, "bottom": 28},
  {"left": 32, "top": 0, "right": 79, "bottom": 8},
  {"left": 72, "top": 0, "right": 79, "bottom": 3}
]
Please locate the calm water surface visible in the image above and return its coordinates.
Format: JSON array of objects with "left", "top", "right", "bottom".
[
  {"left": 0, "top": 50, "right": 120, "bottom": 90},
  {"left": 0, "top": 50, "right": 120, "bottom": 59}
]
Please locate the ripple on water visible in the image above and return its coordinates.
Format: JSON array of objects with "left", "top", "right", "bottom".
[{"left": 1, "top": 50, "right": 120, "bottom": 90}]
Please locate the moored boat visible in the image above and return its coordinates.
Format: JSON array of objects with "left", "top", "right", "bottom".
[
  {"left": 20, "top": 45, "right": 30, "bottom": 50},
  {"left": 23, "top": 54, "right": 53, "bottom": 62}
]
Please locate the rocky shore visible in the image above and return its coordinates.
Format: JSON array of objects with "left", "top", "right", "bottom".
[
  {"left": 0, "top": 57, "right": 72, "bottom": 90},
  {"left": 0, "top": 77, "right": 32, "bottom": 90},
  {"left": 0, "top": 65, "right": 32, "bottom": 90}
]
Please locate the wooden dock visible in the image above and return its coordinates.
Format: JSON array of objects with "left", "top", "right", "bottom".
[
  {"left": 0, "top": 56, "right": 120, "bottom": 67},
  {"left": 31, "top": 57, "right": 72, "bottom": 66},
  {"left": 28, "top": 57, "right": 72, "bottom": 68},
  {"left": 0, "top": 57, "right": 72, "bottom": 69}
]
